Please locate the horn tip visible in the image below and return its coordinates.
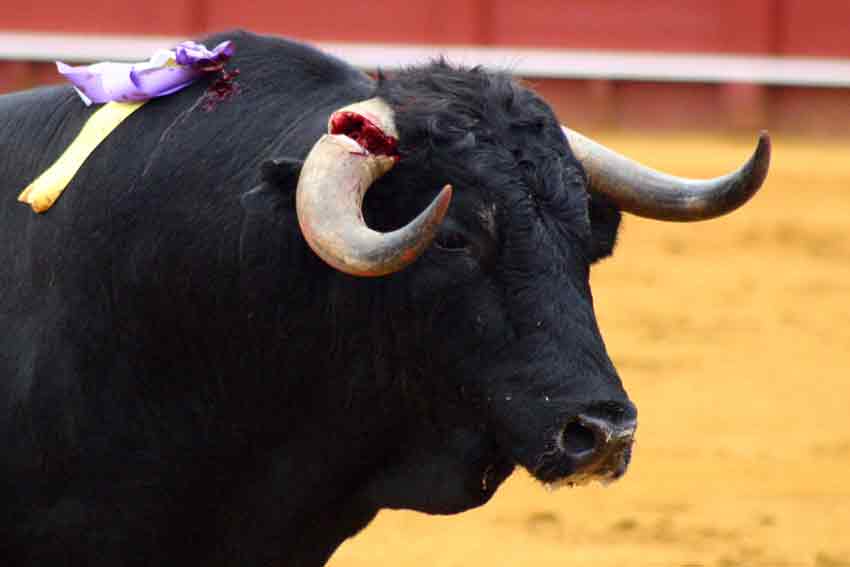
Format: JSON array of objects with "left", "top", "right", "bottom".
[
  {"left": 437, "top": 184, "right": 454, "bottom": 209},
  {"left": 751, "top": 130, "right": 772, "bottom": 190},
  {"left": 433, "top": 184, "right": 453, "bottom": 222},
  {"left": 757, "top": 130, "right": 771, "bottom": 157}
]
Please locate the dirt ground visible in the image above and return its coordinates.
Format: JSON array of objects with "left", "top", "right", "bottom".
[{"left": 329, "top": 133, "right": 850, "bottom": 567}]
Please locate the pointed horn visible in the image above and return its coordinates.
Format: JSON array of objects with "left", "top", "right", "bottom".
[
  {"left": 563, "top": 127, "right": 771, "bottom": 222},
  {"left": 296, "top": 98, "right": 452, "bottom": 277}
]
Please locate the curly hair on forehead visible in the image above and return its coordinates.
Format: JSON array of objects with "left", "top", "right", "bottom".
[
  {"left": 372, "top": 60, "right": 586, "bottom": 213},
  {"left": 374, "top": 59, "right": 560, "bottom": 153}
]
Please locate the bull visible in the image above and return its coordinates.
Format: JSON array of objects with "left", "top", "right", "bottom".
[{"left": 0, "top": 31, "right": 769, "bottom": 566}]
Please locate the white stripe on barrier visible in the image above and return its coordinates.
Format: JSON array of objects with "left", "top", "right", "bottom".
[{"left": 2, "top": 30, "right": 850, "bottom": 88}]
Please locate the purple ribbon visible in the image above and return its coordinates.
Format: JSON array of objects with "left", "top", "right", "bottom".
[{"left": 57, "top": 40, "right": 235, "bottom": 106}]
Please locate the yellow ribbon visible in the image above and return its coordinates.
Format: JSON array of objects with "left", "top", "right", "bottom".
[{"left": 18, "top": 100, "right": 147, "bottom": 213}]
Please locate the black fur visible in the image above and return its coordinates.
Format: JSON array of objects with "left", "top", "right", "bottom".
[
  {"left": 241, "top": 157, "right": 303, "bottom": 214},
  {"left": 0, "top": 31, "right": 631, "bottom": 565}
]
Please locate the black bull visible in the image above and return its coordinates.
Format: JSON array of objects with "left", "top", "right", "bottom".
[{"left": 0, "top": 31, "right": 767, "bottom": 566}]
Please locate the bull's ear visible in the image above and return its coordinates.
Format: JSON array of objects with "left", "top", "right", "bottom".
[
  {"left": 587, "top": 192, "right": 622, "bottom": 263},
  {"left": 241, "top": 157, "right": 303, "bottom": 213}
]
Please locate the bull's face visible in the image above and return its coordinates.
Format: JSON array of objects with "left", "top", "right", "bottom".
[
  {"left": 381, "top": 135, "right": 638, "bottom": 496},
  {"left": 286, "top": 63, "right": 768, "bottom": 514}
]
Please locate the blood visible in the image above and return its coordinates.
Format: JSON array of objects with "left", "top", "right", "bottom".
[
  {"left": 330, "top": 111, "right": 399, "bottom": 158},
  {"left": 201, "top": 68, "right": 241, "bottom": 112}
]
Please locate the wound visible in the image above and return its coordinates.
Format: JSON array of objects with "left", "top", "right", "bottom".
[
  {"left": 330, "top": 111, "right": 399, "bottom": 159},
  {"left": 202, "top": 68, "right": 241, "bottom": 112}
]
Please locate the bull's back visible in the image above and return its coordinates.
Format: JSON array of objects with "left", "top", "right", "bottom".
[
  {"left": 0, "top": 30, "right": 373, "bottom": 478},
  {"left": 0, "top": 30, "right": 374, "bottom": 371}
]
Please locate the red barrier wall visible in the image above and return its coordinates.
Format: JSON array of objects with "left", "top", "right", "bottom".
[
  {"left": 2, "top": 1, "right": 849, "bottom": 134},
  {"left": 3, "top": 0, "right": 849, "bottom": 57},
  {"left": 1, "top": 1, "right": 201, "bottom": 36}
]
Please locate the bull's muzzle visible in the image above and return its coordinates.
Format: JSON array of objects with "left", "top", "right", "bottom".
[{"left": 543, "top": 401, "right": 638, "bottom": 488}]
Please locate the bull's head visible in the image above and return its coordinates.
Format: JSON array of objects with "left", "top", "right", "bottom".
[{"left": 290, "top": 64, "right": 769, "bottom": 513}]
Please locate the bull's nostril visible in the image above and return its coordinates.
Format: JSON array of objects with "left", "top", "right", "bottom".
[{"left": 560, "top": 420, "right": 597, "bottom": 460}]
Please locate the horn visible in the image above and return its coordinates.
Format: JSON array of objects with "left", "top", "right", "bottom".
[
  {"left": 296, "top": 98, "right": 452, "bottom": 277},
  {"left": 562, "top": 127, "right": 771, "bottom": 222}
]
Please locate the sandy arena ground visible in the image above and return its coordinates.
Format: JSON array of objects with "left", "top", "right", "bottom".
[{"left": 329, "top": 133, "right": 850, "bottom": 567}]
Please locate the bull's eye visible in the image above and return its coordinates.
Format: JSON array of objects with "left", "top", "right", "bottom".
[
  {"left": 434, "top": 230, "right": 469, "bottom": 251},
  {"left": 431, "top": 217, "right": 496, "bottom": 267}
]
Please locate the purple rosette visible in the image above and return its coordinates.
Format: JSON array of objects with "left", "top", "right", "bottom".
[
  {"left": 174, "top": 40, "right": 235, "bottom": 69},
  {"left": 57, "top": 40, "right": 234, "bottom": 106}
]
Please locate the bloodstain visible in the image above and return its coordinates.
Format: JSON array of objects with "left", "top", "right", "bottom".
[
  {"left": 330, "top": 111, "right": 399, "bottom": 158},
  {"left": 202, "top": 68, "right": 241, "bottom": 112}
]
